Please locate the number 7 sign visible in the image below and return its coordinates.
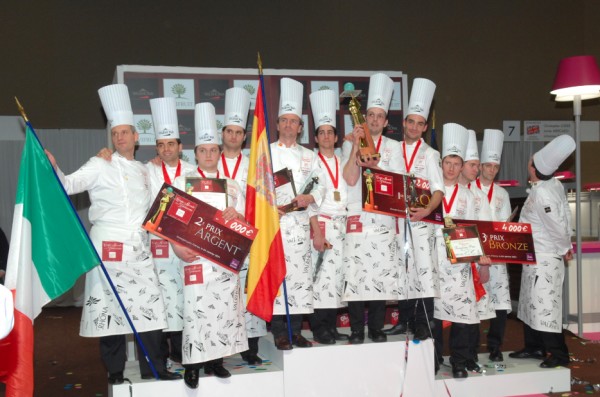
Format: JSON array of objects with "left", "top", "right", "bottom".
[{"left": 503, "top": 120, "right": 521, "bottom": 142}]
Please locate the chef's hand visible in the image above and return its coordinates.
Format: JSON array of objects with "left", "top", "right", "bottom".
[
  {"left": 478, "top": 255, "right": 493, "bottom": 266},
  {"left": 148, "top": 156, "right": 161, "bottom": 166},
  {"left": 45, "top": 149, "right": 57, "bottom": 169},
  {"left": 478, "top": 265, "right": 490, "bottom": 284},
  {"left": 222, "top": 207, "right": 243, "bottom": 222},
  {"left": 96, "top": 147, "right": 113, "bottom": 161},
  {"left": 563, "top": 249, "right": 573, "bottom": 262},
  {"left": 292, "top": 194, "right": 315, "bottom": 209},
  {"left": 171, "top": 243, "right": 200, "bottom": 263},
  {"left": 408, "top": 206, "right": 431, "bottom": 222}
]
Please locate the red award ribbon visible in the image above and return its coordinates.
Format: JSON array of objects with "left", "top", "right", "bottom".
[
  {"left": 221, "top": 153, "right": 242, "bottom": 180},
  {"left": 402, "top": 139, "right": 422, "bottom": 174},
  {"left": 161, "top": 161, "right": 181, "bottom": 185},
  {"left": 375, "top": 135, "right": 382, "bottom": 153},
  {"left": 471, "top": 262, "right": 486, "bottom": 302},
  {"left": 318, "top": 152, "right": 339, "bottom": 189},
  {"left": 476, "top": 178, "right": 494, "bottom": 204},
  {"left": 442, "top": 184, "right": 459, "bottom": 214},
  {"left": 197, "top": 168, "right": 219, "bottom": 179}
]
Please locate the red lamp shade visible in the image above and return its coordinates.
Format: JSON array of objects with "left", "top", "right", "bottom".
[{"left": 550, "top": 55, "right": 600, "bottom": 101}]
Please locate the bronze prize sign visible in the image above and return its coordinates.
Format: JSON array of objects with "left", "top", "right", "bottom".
[
  {"left": 455, "top": 219, "right": 536, "bottom": 264},
  {"left": 361, "top": 167, "right": 444, "bottom": 224},
  {"left": 143, "top": 183, "right": 257, "bottom": 274}
]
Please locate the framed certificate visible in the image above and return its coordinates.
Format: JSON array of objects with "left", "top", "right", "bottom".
[
  {"left": 441, "top": 225, "right": 484, "bottom": 264},
  {"left": 273, "top": 168, "right": 298, "bottom": 213},
  {"left": 361, "top": 167, "right": 443, "bottom": 224},
  {"left": 184, "top": 177, "right": 228, "bottom": 210}
]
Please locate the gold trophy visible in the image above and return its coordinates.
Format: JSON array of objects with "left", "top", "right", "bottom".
[{"left": 348, "top": 96, "right": 380, "bottom": 162}]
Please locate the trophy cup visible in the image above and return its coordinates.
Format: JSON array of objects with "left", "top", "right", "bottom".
[{"left": 348, "top": 96, "right": 380, "bottom": 162}]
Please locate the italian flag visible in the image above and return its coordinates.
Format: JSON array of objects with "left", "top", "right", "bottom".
[{"left": 0, "top": 126, "right": 99, "bottom": 397}]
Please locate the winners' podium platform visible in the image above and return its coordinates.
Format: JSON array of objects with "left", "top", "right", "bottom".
[{"left": 110, "top": 329, "right": 570, "bottom": 397}]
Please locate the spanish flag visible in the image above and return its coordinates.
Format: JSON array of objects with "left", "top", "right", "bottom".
[{"left": 244, "top": 78, "right": 286, "bottom": 322}]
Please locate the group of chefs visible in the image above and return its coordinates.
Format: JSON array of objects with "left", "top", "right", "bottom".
[{"left": 44, "top": 70, "right": 575, "bottom": 387}]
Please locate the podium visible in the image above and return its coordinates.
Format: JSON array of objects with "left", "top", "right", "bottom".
[{"left": 110, "top": 329, "right": 570, "bottom": 397}]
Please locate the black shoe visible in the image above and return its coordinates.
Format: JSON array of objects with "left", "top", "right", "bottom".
[
  {"left": 348, "top": 330, "right": 365, "bottom": 344},
  {"left": 141, "top": 371, "right": 183, "bottom": 380},
  {"left": 465, "top": 359, "right": 480, "bottom": 372},
  {"left": 383, "top": 323, "right": 409, "bottom": 335},
  {"left": 489, "top": 348, "right": 504, "bottom": 362},
  {"left": 274, "top": 336, "right": 293, "bottom": 350},
  {"left": 330, "top": 328, "right": 349, "bottom": 341},
  {"left": 451, "top": 363, "right": 468, "bottom": 378},
  {"left": 539, "top": 356, "right": 569, "bottom": 368},
  {"left": 508, "top": 348, "right": 545, "bottom": 360},
  {"left": 368, "top": 329, "right": 387, "bottom": 343},
  {"left": 184, "top": 368, "right": 199, "bottom": 389},
  {"left": 413, "top": 324, "right": 431, "bottom": 341},
  {"left": 313, "top": 330, "right": 336, "bottom": 345},
  {"left": 204, "top": 364, "right": 231, "bottom": 378},
  {"left": 241, "top": 351, "right": 263, "bottom": 365},
  {"left": 292, "top": 334, "right": 313, "bottom": 348},
  {"left": 108, "top": 371, "right": 124, "bottom": 385}
]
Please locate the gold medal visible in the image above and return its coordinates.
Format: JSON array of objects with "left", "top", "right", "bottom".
[{"left": 334, "top": 190, "right": 341, "bottom": 202}]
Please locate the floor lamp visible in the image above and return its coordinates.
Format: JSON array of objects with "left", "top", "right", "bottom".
[{"left": 550, "top": 55, "right": 600, "bottom": 336}]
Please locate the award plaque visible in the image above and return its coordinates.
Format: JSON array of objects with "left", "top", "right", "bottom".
[
  {"left": 360, "top": 167, "right": 444, "bottom": 224},
  {"left": 348, "top": 96, "right": 380, "bottom": 162},
  {"left": 273, "top": 168, "right": 319, "bottom": 213},
  {"left": 441, "top": 224, "right": 485, "bottom": 264},
  {"left": 273, "top": 168, "right": 298, "bottom": 213}
]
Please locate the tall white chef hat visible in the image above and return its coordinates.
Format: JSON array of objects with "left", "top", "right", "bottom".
[
  {"left": 367, "top": 73, "right": 394, "bottom": 113},
  {"left": 224, "top": 87, "right": 251, "bottom": 129},
  {"left": 150, "top": 97, "right": 179, "bottom": 140},
  {"left": 407, "top": 78, "right": 436, "bottom": 120},
  {"left": 464, "top": 129, "right": 479, "bottom": 161},
  {"left": 98, "top": 84, "right": 133, "bottom": 129},
  {"left": 309, "top": 89, "right": 337, "bottom": 129},
  {"left": 481, "top": 129, "right": 504, "bottom": 164},
  {"left": 442, "top": 123, "right": 468, "bottom": 160},
  {"left": 533, "top": 134, "right": 576, "bottom": 176},
  {"left": 194, "top": 103, "right": 221, "bottom": 146},
  {"left": 278, "top": 78, "right": 303, "bottom": 118}
]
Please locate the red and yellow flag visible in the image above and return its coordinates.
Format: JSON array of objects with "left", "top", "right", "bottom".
[{"left": 245, "top": 79, "right": 286, "bottom": 322}]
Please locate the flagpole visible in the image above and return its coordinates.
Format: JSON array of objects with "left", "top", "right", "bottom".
[
  {"left": 15, "top": 98, "right": 160, "bottom": 380},
  {"left": 257, "top": 54, "right": 293, "bottom": 344}
]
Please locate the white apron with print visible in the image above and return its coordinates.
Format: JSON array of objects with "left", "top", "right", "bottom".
[
  {"left": 312, "top": 214, "right": 347, "bottom": 308},
  {"left": 80, "top": 226, "right": 167, "bottom": 337}
]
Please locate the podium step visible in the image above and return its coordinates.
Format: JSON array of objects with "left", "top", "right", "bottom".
[{"left": 110, "top": 329, "right": 571, "bottom": 397}]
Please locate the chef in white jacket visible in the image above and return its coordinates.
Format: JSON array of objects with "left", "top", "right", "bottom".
[
  {"left": 146, "top": 97, "right": 196, "bottom": 366},
  {"left": 510, "top": 134, "right": 575, "bottom": 369},
  {"left": 171, "top": 103, "right": 248, "bottom": 389},
  {"left": 270, "top": 78, "right": 326, "bottom": 350},
  {"left": 478, "top": 129, "right": 512, "bottom": 362},
  {"left": 46, "top": 84, "right": 177, "bottom": 384},
  {"left": 217, "top": 87, "right": 266, "bottom": 365},
  {"left": 307, "top": 89, "right": 349, "bottom": 345},
  {"left": 432, "top": 123, "right": 491, "bottom": 379},
  {"left": 385, "top": 77, "right": 444, "bottom": 341},
  {"left": 341, "top": 73, "right": 402, "bottom": 345},
  {"left": 458, "top": 129, "right": 495, "bottom": 372}
]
